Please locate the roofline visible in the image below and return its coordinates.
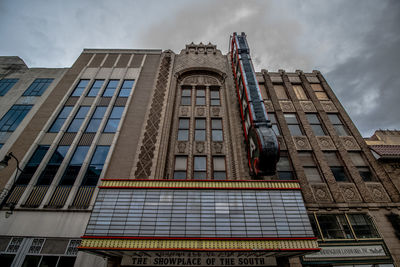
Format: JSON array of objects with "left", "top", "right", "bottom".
[{"left": 83, "top": 48, "right": 162, "bottom": 54}]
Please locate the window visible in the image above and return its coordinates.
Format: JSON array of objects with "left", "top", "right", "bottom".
[
  {"left": 85, "top": 106, "right": 107, "bottom": 132},
  {"left": 71, "top": 80, "right": 89, "bottom": 97},
  {"left": 213, "top": 156, "right": 226, "bottom": 180},
  {"left": 48, "top": 106, "right": 73, "bottom": 132},
  {"left": 102, "top": 80, "right": 119, "bottom": 97},
  {"left": 292, "top": 85, "right": 308, "bottom": 100},
  {"left": 181, "top": 86, "right": 191, "bottom": 105},
  {"left": 210, "top": 87, "right": 220, "bottom": 106},
  {"left": 104, "top": 106, "right": 124, "bottom": 133},
  {"left": 0, "top": 78, "right": 18, "bottom": 96},
  {"left": 66, "top": 106, "right": 90, "bottom": 132},
  {"left": 310, "top": 213, "right": 380, "bottom": 240},
  {"left": 328, "top": 114, "right": 350, "bottom": 136},
  {"left": 86, "top": 80, "right": 104, "bottom": 97},
  {"left": 16, "top": 146, "right": 49, "bottom": 185},
  {"left": 311, "top": 83, "right": 329, "bottom": 100},
  {"left": 284, "top": 113, "right": 303, "bottom": 136},
  {"left": 347, "top": 214, "right": 379, "bottom": 238},
  {"left": 177, "top": 118, "right": 189, "bottom": 141},
  {"left": 23, "top": 78, "right": 53, "bottom": 96},
  {"left": 298, "top": 152, "right": 323, "bottom": 182},
  {"left": 306, "top": 114, "right": 326, "bottom": 136},
  {"left": 317, "top": 214, "right": 354, "bottom": 239},
  {"left": 195, "top": 118, "right": 206, "bottom": 141},
  {"left": 194, "top": 156, "right": 206, "bottom": 179},
  {"left": 211, "top": 119, "right": 223, "bottom": 141},
  {"left": 118, "top": 80, "right": 134, "bottom": 97},
  {"left": 276, "top": 154, "right": 295, "bottom": 180},
  {"left": 37, "top": 146, "right": 70, "bottom": 185},
  {"left": 174, "top": 156, "right": 187, "bottom": 179},
  {"left": 273, "top": 84, "right": 288, "bottom": 99},
  {"left": 349, "top": 152, "right": 375, "bottom": 181},
  {"left": 195, "top": 86, "right": 206, "bottom": 105},
  {"left": 268, "top": 113, "right": 280, "bottom": 136},
  {"left": 59, "top": 146, "right": 90, "bottom": 186},
  {"left": 324, "top": 152, "right": 349, "bottom": 182},
  {"left": 81, "top": 146, "right": 110, "bottom": 186},
  {"left": 0, "top": 105, "right": 33, "bottom": 132}
]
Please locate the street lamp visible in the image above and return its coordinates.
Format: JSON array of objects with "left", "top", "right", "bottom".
[{"left": 0, "top": 152, "right": 24, "bottom": 218}]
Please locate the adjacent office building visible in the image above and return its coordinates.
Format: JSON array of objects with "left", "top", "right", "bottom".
[{"left": 0, "top": 35, "right": 399, "bottom": 266}]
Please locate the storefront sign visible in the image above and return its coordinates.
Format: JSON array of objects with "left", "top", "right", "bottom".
[
  {"left": 304, "top": 244, "right": 386, "bottom": 259},
  {"left": 121, "top": 251, "right": 276, "bottom": 266}
]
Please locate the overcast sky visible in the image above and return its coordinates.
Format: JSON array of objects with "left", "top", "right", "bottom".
[{"left": 1, "top": 0, "right": 399, "bottom": 137}]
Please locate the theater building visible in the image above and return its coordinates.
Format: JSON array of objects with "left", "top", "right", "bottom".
[{"left": 0, "top": 34, "right": 399, "bottom": 266}]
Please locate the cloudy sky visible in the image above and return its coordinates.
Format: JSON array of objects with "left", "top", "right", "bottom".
[{"left": 1, "top": 0, "right": 399, "bottom": 137}]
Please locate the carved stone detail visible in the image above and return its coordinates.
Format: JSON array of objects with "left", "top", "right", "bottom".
[
  {"left": 134, "top": 54, "right": 171, "bottom": 178},
  {"left": 196, "top": 107, "right": 205, "bottom": 116},
  {"left": 212, "top": 142, "right": 223, "bottom": 154},
  {"left": 180, "top": 106, "right": 190, "bottom": 117},
  {"left": 293, "top": 136, "right": 311, "bottom": 150},
  {"left": 339, "top": 183, "right": 361, "bottom": 202},
  {"left": 211, "top": 107, "right": 220, "bottom": 117},
  {"left": 316, "top": 136, "right": 336, "bottom": 150},
  {"left": 264, "top": 101, "right": 274, "bottom": 112},
  {"left": 184, "top": 75, "right": 219, "bottom": 85},
  {"left": 311, "top": 184, "right": 332, "bottom": 202},
  {"left": 366, "top": 183, "right": 390, "bottom": 202},
  {"left": 300, "top": 101, "right": 316, "bottom": 112},
  {"left": 196, "top": 142, "right": 205, "bottom": 153},
  {"left": 177, "top": 142, "right": 187, "bottom": 154},
  {"left": 321, "top": 101, "right": 338, "bottom": 113},
  {"left": 340, "top": 136, "right": 360, "bottom": 151},
  {"left": 279, "top": 101, "right": 295, "bottom": 112}
]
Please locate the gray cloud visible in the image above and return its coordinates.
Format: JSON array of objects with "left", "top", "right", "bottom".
[{"left": 0, "top": 0, "right": 399, "bottom": 136}]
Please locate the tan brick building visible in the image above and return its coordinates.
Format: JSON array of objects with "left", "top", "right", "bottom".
[{"left": 0, "top": 34, "right": 399, "bottom": 266}]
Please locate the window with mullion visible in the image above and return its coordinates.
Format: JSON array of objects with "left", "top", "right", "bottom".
[
  {"left": 324, "top": 152, "right": 349, "bottom": 182},
  {"left": 306, "top": 113, "right": 326, "bottom": 136},
  {"left": 317, "top": 214, "right": 354, "bottom": 239},
  {"left": 195, "top": 87, "right": 206, "bottom": 106},
  {"left": 311, "top": 83, "right": 329, "bottom": 100},
  {"left": 193, "top": 156, "right": 207, "bottom": 179},
  {"left": 118, "top": 80, "right": 134, "bottom": 97},
  {"left": 85, "top": 106, "right": 107, "bottom": 133},
  {"left": 16, "top": 146, "right": 50, "bottom": 185},
  {"left": 177, "top": 118, "right": 189, "bottom": 141},
  {"left": 102, "top": 80, "right": 119, "bottom": 97},
  {"left": 292, "top": 84, "right": 308, "bottom": 100},
  {"left": 284, "top": 113, "right": 303, "bottom": 136},
  {"left": 81, "top": 146, "right": 110, "bottom": 186},
  {"left": 37, "top": 146, "right": 70, "bottom": 185},
  {"left": 268, "top": 113, "right": 280, "bottom": 136},
  {"left": 195, "top": 118, "right": 206, "bottom": 141},
  {"left": 71, "top": 80, "right": 89, "bottom": 97},
  {"left": 66, "top": 106, "right": 90, "bottom": 133},
  {"left": 213, "top": 156, "right": 226, "bottom": 180},
  {"left": 59, "top": 146, "right": 90, "bottom": 186},
  {"left": 48, "top": 106, "right": 73, "bottom": 132},
  {"left": 349, "top": 152, "right": 375, "bottom": 182},
  {"left": 0, "top": 79, "right": 18, "bottom": 96},
  {"left": 174, "top": 156, "right": 187, "bottom": 179},
  {"left": 347, "top": 214, "right": 379, "bottom": 238},
  {"left": 328, "top": 114, "right": 350, "bottom": 136},
  {"left": 181, "top": 87, "right": 191, "bottom": 106},
  {"left": 0, "top": 105, "right": 33, "bottom": 132},
  {"left": 104, "top": 106, "right": 124, "bottom": 133},
  {"left": 298, "top": 152, "right": 323, "bottom": 183},
  {"left": 210, "top": 88, "right": 220, "bottom": 106},
  {"left": 211, "top": 118, "right": 223, "bottom": 141},
  {"left": 86, "top": 80, "right": 104, "bottom": 97},
  {"left": 276, "top": 154, "right": 295, "bottom": 180},
  {"left": 23, "top": 78, "right": 53, "bottom": 96}
]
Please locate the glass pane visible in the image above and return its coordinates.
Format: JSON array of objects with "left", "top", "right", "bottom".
[
  {"left": 182, "top": 89, "right": 191, "bottom": 97},
  {"left": 50, "top": 146, "right": 70, "bottom": 164},
  {"left": 211, "top": 119, "right": 222, "bottom": 129},
  {"left": 196, "top": 89, "right": 205, "bottom": 97},
  {"left": 58, "top": 106, "right": 74, "bottom": 119},
  {"left": 21, "top": 255, "right": 41, "bottom": 267},
  {"left": 272, "top": 125, "right": 280, "bottom": 136},
  {"left": 181, "top": 97, "right": 191, "bottom": 105},
  {"left": 324, "top": 152, "right": 341, "bottom": 166},
  {"left": 175, "top": 157, "right": 187, "bottom": 170},
  {"left": 104, "top": 119, "right": 120, "bottom": 133},
  {"left": 85, "top": 119, "right": 101, "bottom": 132},
  {"left": 328, "top": 114, "right": 341, "bottom": 125},
  {"left": 193, "top": 171, "right": 207, "bottom": 179},
  {"left": 179, "top": 119, "right": 189, "bottom": 129},
  {"left": 331, "top": 167, "right": 349, "bottom": 182},
  {"left": 288, "top": 125, "right": 303, "bottom": 136},
  {"left": 110, "top": 107, "right": 124, "bottom": 118},
  {"left": 311, "top": 84, "right": 323, "bottom": 91},
  {"left": 210, "top": 99, "right": 220, "bottom": 106},
  {"left": 212, "top": 130, "right": 223, "bottom": 141},
  {"left": 70, "top": 146, "right": 90, "bottom": 165},
  {"left": 293, "top": 85, "right": 307, "bottom": 100},
  {"left": 277, "top": 156, "right": 291, "bottom": 171},
  {"left": 195, "top": 130, "right": 205, "bottom": 141},
  {"left": 213, "top": 157, "right": 225, "bottom": 171},
  {"left": 196, "top": 97, "right": 205, "bottom": 105},
  {"left": 315, "top": 92, "right": 329, "bottom": 100},
  {"left": 306, "top": 114, "right": 319, "bottom": 124},
  {"left": 196, "top": 119, "right": 205, "bottom": 129},
  {"left": 298, "top": 152, "right": 315, "bottom": 167},
  {"left": 194, "top": 156, "right": 206, "bottom": 171},
  {"left": 317, "top": 214, "right": 353, "bottom": 239},
  {"left": 334, "top": 125, "right": 349, "bottom": 136},
  {"left": 358, "top": 167, "right": 374, "bottom": 182},
  {"left": 93, "top": 107, "right": 107, "bottom": 118},
  {"left": 57, "top": 257, "right": 76, "bottom": 267},
  {"left": 174, "top": 171, "right": 186, "bottom": 179},
  {"left": 274, "top": 85, "right": 287, "bottom": 99},
  {"left": 268, "top": 113, "right": 277, "bottom": 123},
  {"left": 0, "top": 254, "right": 15, "bottom": 267},
  {"left": 177, "top": 130, "right": 188, "bottom": 141},
  {"left": 75, "top": 106, "right": 90, "bottom": 118},
  {"left": 67, "top": 119, "right": 83, "bottom": 132},
  {"left": 349, "top": 152, "right": 367, "bottom": 166},
  {"left": 348, "top": 214, "right": 379, "bottom": 239},
  {"left": 39, "top": 256, "right": 58, "bottom": 267},
  {"left": 214, "top": 171, "right": 226, "bottom": 180},
  {"left": 210, "top": 90, "right": 219, "bottom": 99},
  {"left": 284, "top": 114, "right": 298, "bottom": 124},
  {"left": 304, "top": 167, "right": 323, "bottom": 182},
  {"left": 90, "top": 146, "right": 110, "bottom": 165},
  {"left": 311, "top": 124, "right": 326, "bottom": 136},
  {"left": 277, "top": 171, "right": 293, "bottom": 180}
]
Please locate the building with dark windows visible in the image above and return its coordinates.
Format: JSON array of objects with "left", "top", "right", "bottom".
[{"left": 0, "top": 34, "right": 399, "bottom": 267}]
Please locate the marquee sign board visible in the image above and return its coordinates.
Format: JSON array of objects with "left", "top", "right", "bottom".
[
  {"left": 303, "top": 244, "right": 387, "bottom": 259},
  {"left": 121, "top": 251, "right": 276, "bottom": 266}
]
